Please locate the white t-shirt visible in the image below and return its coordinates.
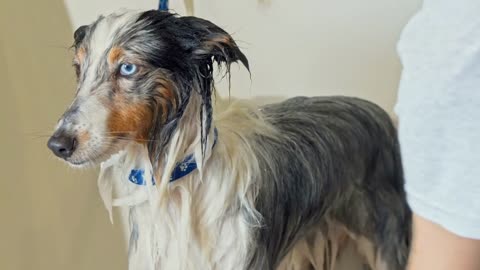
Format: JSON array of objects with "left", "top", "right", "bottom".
[{"left": 396, "top": 0, "right": 480, "bottom": 239}]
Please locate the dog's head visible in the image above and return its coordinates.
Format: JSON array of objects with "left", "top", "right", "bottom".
[{"left": 47, "top": 10, "right": 248, "bottom": 167}]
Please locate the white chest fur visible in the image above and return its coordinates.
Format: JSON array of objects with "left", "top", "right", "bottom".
[{"left": 97, "top": 147, "right": 253, "bottom": 270}]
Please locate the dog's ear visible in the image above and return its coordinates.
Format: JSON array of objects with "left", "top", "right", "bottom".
[
  {"left": 180, "top": 17, "right": 249, "bottom": 71},
  {"left": 172, "top": 16, "right": 250, "bottom": 158},
  {"left": 73, "top": 25, "right": 88, "bottom": 48}
]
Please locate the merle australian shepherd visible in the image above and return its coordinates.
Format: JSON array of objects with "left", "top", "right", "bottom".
[{"left": 47, "top": 10, "right": 411, "bottom": 270}]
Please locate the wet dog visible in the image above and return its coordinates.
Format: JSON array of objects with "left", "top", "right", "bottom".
[{"left": 47, "top": 10, "right": 410, "bottom": 270}]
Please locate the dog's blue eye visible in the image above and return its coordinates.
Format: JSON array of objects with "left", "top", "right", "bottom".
[{"left": 119, "top": 63, "right": 137, "bottom": 76}]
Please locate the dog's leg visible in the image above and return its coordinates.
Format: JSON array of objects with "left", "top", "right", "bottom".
[{"left": 276, "top": 225, "right": 371, "bottom": 270}]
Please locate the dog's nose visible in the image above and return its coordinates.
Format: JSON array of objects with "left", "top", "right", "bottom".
[{"left": 47, "top": 134, "right": 77, "bottom": 159}]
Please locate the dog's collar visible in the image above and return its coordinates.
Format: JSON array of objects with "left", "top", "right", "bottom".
[{"left": 128, "top": 129, "right": 218, "bottom": 185}]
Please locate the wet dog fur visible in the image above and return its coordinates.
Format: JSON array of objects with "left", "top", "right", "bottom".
[{"left": 48, "top": 10, "right": 411, "bottom": 270}]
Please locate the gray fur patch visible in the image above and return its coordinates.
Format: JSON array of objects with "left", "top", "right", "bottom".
[{"left": 246, "top": 96, "right": 410, "bottom": 270}]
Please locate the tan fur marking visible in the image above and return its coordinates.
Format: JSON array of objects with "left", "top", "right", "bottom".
[
  {"left": 107, "top": 93, "right": 152, "bottom": 143},
  {"left": 108, "top": 47, "right": 124, "bottom": 65},
  {"left": 200, "top": 35, "right": 234, "bottom": 54},
  {"left": 153, "top": 80, "right": 177, "bottom": 123},
  {"left": 157, "top": 99, "right": 169, "bottom": 123},
  {"left": 211, "top": 35, "right": 232, "bottom": 45},
  {"left": 75, "top": 47, "right": 86, "bottom": 64},
  {"left": 156, "top": 78, "right": 177, "bottom": 107},
  {"left": 77, "top": 131, "right": 90, "bottom": 144},
  {"left": 159, "top": 86, "right": 176, "bottom": 108}
]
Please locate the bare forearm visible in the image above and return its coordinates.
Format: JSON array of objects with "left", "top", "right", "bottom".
[{"left": 408, "top": 214, "right": 480, "bottom": 270}]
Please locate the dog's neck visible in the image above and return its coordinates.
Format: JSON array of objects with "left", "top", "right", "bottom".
[
  {"left": 98, "top": 97, "right": 269, "bottom": 269},
  {"left": 97, "top": 94, "right": 214, "bottom": 216},
  {"left": 127, "top": 127, "right": 218, "bottom": 186}
]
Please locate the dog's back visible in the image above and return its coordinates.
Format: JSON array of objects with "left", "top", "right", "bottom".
[{"left": 247, "top": 96, "right": 411, "bottom": 269}]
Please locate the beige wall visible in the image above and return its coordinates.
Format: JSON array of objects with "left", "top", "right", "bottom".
[
  {"left": 192, "top": 0, "right": 421, "bottom": 113},
  {"left": 1, "top": 0, "right": 420, "bottom": 269},
  {"left": 0, "top": 1, "right": 126, "bottom": 269}
]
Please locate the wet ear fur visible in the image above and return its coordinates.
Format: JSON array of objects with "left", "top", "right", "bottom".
[
  {"left": 182, "top": 16, "right": 249, "bottom": 71},
  {"left": 73, "top": 25, "right": 88, "bottom": 48}
]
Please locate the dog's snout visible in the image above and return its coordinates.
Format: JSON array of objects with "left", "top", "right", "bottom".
[{"left": 47, "top": 133, "right": 77, "bottom": 159}]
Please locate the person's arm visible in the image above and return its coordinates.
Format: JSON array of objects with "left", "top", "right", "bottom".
[
  {"left": 408, "top": 213, "right": 480, "bottom": 270},
  {"left": 396, "top": 2, "right": 480, "bottom": 269}
]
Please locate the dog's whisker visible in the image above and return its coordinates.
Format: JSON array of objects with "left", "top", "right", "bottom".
[
  {"left": 103, "top": 131, "right": 136, "bottom": 134},
  {"left": 98, "top": 136, "right": 164, "bottom": 143},
  {"left": 28, "top": 135, "right": 53, "bottom": 139},
  {"left": 24, "top": 131, "right": 54, "bottom": 136}
]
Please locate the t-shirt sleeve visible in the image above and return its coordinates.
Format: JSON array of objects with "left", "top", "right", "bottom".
[{"left": 395, "top": 1, "right": 480, "bottom": 239}]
